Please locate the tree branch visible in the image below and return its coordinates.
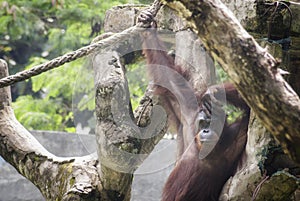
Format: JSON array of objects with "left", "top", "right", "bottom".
[
  {"left": 0, "top": 60, "right": 101, "bottom": 200},
  {"left": 92, "top": 47, "right": 167, "bottom": 200},
  {"left": 162, "top": 0, "right": 300, "bottom": 164}
]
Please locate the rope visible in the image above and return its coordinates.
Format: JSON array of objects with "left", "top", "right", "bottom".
[{"left": 0, "top": 0, "right": 162, "bottom": 88}]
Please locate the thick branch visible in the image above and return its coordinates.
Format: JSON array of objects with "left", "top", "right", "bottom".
[
  {"left": 163, "top": 0, "right": 300, "bottom": 163},
  {"left": 92, "top": 49, "right": 167, "bottom": 200},
  {"left": 0, "top": 60, "right": 101, "bottom": 200}
]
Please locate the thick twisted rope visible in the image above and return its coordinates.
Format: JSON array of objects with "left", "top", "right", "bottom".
[{"left": 0, "top": 0, "right": 162, "bottom": 88}]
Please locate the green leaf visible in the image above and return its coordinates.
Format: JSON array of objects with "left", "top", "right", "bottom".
[{"left": 0, "top": 16, "right": 12, "bottom": 33}]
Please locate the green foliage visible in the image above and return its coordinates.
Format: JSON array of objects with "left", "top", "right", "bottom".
[
  {"left": 19, "top": 56, "right": 95, "bottom": 132},
  {"left": 13, "top": 95, "right": 75, "bottom": 132},
  {"left": 215, "top": 62, "right": 244, "bottom": 123},
  {"left": 126, "top": 60, "right": 148, "bottom": 110},
  {"left": 215, "top": 62, "right": 229, "bottom": 83},
  {"left": 0, "top": 16, "right": 12, "bottom": 34},
  {"left": 224, "top": 104, "right": 244, "bottom": 124},
  {"left": 1, "top": 0, "right": 145, "bottom": 132}
]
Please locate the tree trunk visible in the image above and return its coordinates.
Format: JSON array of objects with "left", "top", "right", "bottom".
[{"left": 92, "top": 49, "right": 167, "bottom": 200}]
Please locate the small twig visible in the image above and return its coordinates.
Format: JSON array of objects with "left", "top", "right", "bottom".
[
  {"left": 137, "top": 96, "right": 152, "bottom": 126},
  {"left": 251, "top": 172, "right": 270, "bottom": 201}
]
